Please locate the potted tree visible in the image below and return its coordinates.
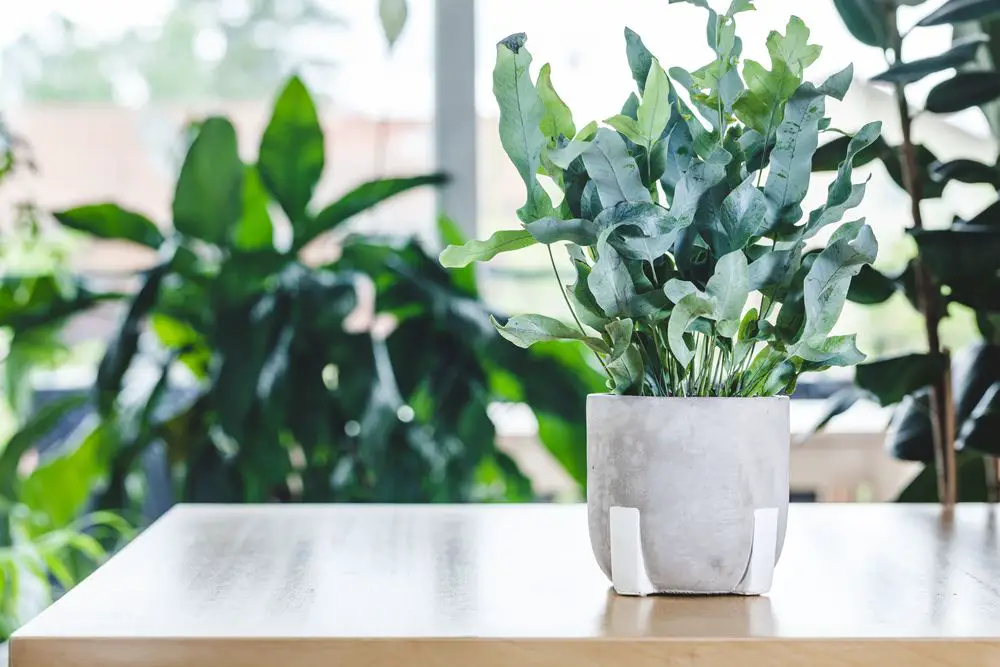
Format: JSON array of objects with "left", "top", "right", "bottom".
[{"left": 442, "top": 0, "right": 879, "bottom": 595}]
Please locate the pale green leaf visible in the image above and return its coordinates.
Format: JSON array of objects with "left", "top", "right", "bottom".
[
  {"left": 795, "top": 221, "right": 878, "bottom": 347},
  {"left": 706, "top": 250, "right": 749, "bottom": 336},
  {"left": 768, "top": 16, "right": 822, "bottom": 77},
  {"left": 664, "top": 279, "right": 700, "bottom": 304},
  {"left": 794, "top": 334, "right": 865, "bottom": 366},
  {"left": 566, "top": 244, "right": 607, "bottom": 329},
  {"left": 727, "top": 0, "right": 756, "bottom": 16},
  {"left": 525, "top": 217, "right": 598, "bottom": 245},
  {"left": 440, "top": 229, "right": 536, "bottom": 267},
  {"left": 588, "top": 227, "right": 636, "bottom": 317},
  {"left": 705, "top": 174, "right": 767, "bottom": 255},
  {"left": 537, "top": 63, "right": 576, "bottom": 145},
  {"left": 818, "top": 64, "right": 854, "bottom": 101},
  {"left": 581, "top": 128, "right": 651, "bottom": 207},
  {"left": 494, "top": 34, "right": 554, "bottom": 222},
  {"left": 492, "top": 314, "right": 611, "bottom": 354},
  {"left": 763, "top": 84, "right": 825, "bottom": 231},
  {"left": 606, "top": 318, "right": 635, "bottom": 363},
  {"left": 378, "top": 0, "right": 408, "bottom": 49},
  {"left": 636, "top": 59, "right": 672, "bottom": 148},
  {"left": 604, "top": 114, "right": 644, "bottom": 145},
  {"left": 668, "top": 292, "right": 717, "bottom": 368},
  {"left": 801, "top": 121, "right": 881, "bottom": 239}
]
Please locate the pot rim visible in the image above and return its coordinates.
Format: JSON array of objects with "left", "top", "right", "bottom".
[{"left": 587, "top": 393, "right": 790, "bottom": 402}]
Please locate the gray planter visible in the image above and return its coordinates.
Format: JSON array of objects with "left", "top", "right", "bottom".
[{"left": 587, "top": 395, "right": 789, "bottom": 596}]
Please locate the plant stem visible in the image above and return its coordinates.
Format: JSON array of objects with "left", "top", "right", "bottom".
[
  {"left": 546, "top": 245, "right": 613, "bottom": 381},
  {"left": 887, "top": 7, "right": 955, "bottom": 508}
]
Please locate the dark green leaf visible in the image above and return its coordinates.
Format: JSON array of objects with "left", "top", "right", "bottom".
[
  {"left": 847, "top": 264, "right": 899, "bottom": 304},
  {"left": 929, "top": 157, "right": 998, "bottom": 185},
  {"left": 953, "top": 343, "right": 1000, "bottom": 429},
  {"left": 956, "top": 381, "right": 1000, "bottom": 455},
  {"left": 437, "top": 216, "right": 477, "bottom": 296},
  {"left": 173, "top": 117, "right": 243, "bottom": 245},
  {"left": 886, "top": 388, "right": 934, "bottom": 462},
  {"left": 917, "top": 0, "right": 1000, "bottom": 26},
  {"left": 926, "top": 72, "right": 1000, "bottom": 114},
  {"left": 565, "top": 244, "right": 606, "bottom": 329},
  {"left": 812, "top": 133, "right": 887, "bottom": 172},
  {"left": 797, "top": 385, "right": 871, "bottom": 443},
  {"left": 301, "top": 174, "right": 447, "bottom": 250},
  {"left": 856, "top": 353, "right": 949, "bottom": 406},
  {"left": 871, "top": 36, "right": 986, "bottom": 85},
  {"left": 833, "top": 0, "right": 890, "bottom": 48},
  {"left": 97, "top": 262, "right": 170, "bottom": 415},
  {"left": 911, "top": 226, "right": 1000, "bottom": 285},
  {"left": 896, "top": 453, "right": 988, "bottom": 502},
  {"left": 54, "top": 204, "right": 164, "bottom": 249},
  {"left": 258, "top": 76, "right": 325, "bottom": 225},
  {"left": 624, "top": 28, "right": 655, "bottom": 93}
]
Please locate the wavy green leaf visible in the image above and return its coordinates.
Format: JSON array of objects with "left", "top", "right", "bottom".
[
  {"left": 491, "top": 314, "right": 610, "bottom": 354},
  {"left": 440, "top": 229, "right": 536, "bottom": 267},
  {"left": 581, "top": 129, "right": 651, "bottom": 208},
  {"left": 494, "top": 33, "right": 553, "bottom": 222}
]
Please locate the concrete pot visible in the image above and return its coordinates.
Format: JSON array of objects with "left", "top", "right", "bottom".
[{"left": 587, "top": 395, "right": 789, "bottom": 596}]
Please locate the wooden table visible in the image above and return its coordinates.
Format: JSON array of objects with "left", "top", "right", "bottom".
[{"left": 12, "top": 504, "right": 1000, "bottom": 666}]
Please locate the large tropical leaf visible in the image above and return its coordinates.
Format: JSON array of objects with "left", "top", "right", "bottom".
[
  {"left": 300, "top": 173, "right": 446, "bottom": 250},
  {"left": 925, "top": 72, "right": 1000, "bottom": 114},
  {"left": 855, "top": 353, "right": 949, "bottom": 406},
  {"left": 833, "top": 0, "right": 890, "bottom": 48},
  {"left": 258, "top": 76, "right": 325, "bottom": 227},
  {"left": 54, "top": 204, "right": 164, "bottom": 249},
  {"left": 871, "top": 36, "right": 986, "bottom": 85},
  {"left": 917, "top": 0, "right": 1000, "bottom": 26},
  {"left": 172, "top": 117, "right": 243, "bottom": 246}
]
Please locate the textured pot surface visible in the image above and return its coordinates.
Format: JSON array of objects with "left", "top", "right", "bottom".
[{"left": 587, "top": 395, "right": 789, "bottom": 595}]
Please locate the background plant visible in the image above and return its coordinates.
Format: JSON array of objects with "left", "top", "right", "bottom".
[
  {"left": 828, "top": 0, "right": 1000, "bottom": 504},
  {"left": 442, "top": 1, "right": 879, "bottom": 399},
  {"left": 4, "top": 75, "right": 599, "bottom": 512},
  {"left": 0, "top": 121, "right": 131, "bottom": 642}
]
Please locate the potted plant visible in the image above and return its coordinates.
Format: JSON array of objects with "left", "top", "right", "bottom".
[{"left": 441, "top": 0, "right": 879, "bottom": 595}]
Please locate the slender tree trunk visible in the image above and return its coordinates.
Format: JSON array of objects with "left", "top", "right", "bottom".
[{"left": 886, "top": 7, "right": 956, "bottom": 507}]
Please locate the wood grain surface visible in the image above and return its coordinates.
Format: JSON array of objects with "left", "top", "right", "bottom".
[{"left": 12, "top": 504, "right": 1000, "bottom": 666}]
